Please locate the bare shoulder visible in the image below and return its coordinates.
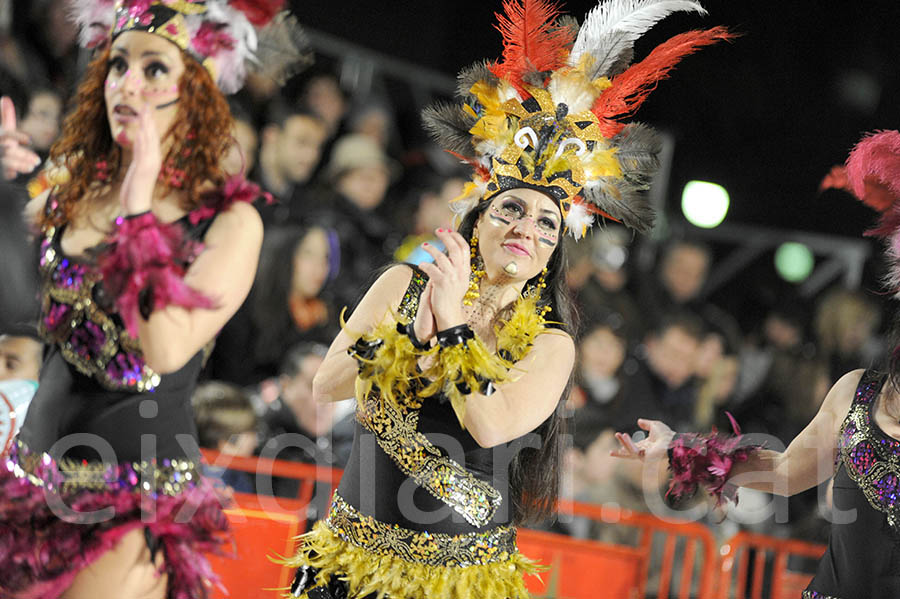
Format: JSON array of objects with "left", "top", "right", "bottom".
[
  {"left": 822, "top": 368, "right": 866, "bottom": 417},
  {"left": 533, "top": 329, "right": 576, "bottom": 362},
  {"left": 204, "top": 201, "right": 263, "bottom": 248}
]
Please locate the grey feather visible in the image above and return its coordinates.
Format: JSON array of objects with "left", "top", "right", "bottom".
[
  {"left": 422, "top": 102, "right": 478, "bottom": 157},
  {"left": 253, "top": 13, "right": 313, "bottom": 86},
  {"left": 583, "top": 177, "right": 656, "bottom": 232},
  {"left": 457, "top": 60, "right": 498, "bottom": 100},
  {"left": 611, "top": 123, "right": 662, "bottom": 186},
  {"left": 605, "top": 46, "right": 634, "bottom": 78}
]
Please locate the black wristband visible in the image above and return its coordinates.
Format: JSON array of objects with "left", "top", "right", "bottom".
[
  {"left": 122, "top": 210, "right": 153, "bottom": 221},
  {"left": 398, "top": 321, "right": 430, "bottom": 351},
  {"left": 436, "top": 323, "right": 475, "bottom": 348},
  {"left": 347, "top": 336, "right": 383, "bottom": 372}
]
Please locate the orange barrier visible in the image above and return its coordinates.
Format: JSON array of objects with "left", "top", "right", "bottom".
[
  {"left": 715, "top": 531, "right": 826, "bottom": 599},
  {"left": 200, "top": 450, "right": 722, "bottom": 599}
]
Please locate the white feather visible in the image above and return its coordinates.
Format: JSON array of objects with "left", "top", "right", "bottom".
[
  {"left": 68, "top": 0, "right": 115, "bottom": 48},
  {"left": 547, "top": 70, "right": 602, "bottom": 113},
  {"left": 569, "top": 0, "right": 706, "bottom": 79},
  {"left": 565, "top": 201, "right": 595, "bottom": 240}
]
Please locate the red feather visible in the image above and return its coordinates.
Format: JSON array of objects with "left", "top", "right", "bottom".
[
  {"left": 447, "top": 150, "right": 491, "bottom": 182},
  {"left": 488, "top": 0, "right": 574, "bottom": 97},
  {"left": 845, "top": 130, "right": 900, "bottom": 213},
  {"left": 228, "top": 0, "right": 285, "bottom": 27},
  {"left": 592, "top": 27, "right": 733, "bottom": 138}
]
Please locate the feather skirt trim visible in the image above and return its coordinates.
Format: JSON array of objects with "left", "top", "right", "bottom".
[
  {"left": 281, "top": 519, "right": 542, "bottom": 599},
  {"left": 0, "top": 462, "right": 230, "bottom": 599}
]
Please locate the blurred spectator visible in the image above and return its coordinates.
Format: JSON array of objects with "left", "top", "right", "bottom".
[
  {"left": 11, "top": 0, "right": 79, "bottom": 94},
  {"left": 693, "top": 308, "right": 743, "bottom": 428},
  {"left": 0, "top": 328, "right": 42, "bottom": 382},
  {"left": 208, "top": 225, "right": 337, "bottom": 385},
  {"left": 253, "top": 100, "right": 328, "bottom": 226},
  {"left": 566, "top": 225, "right": 643, "bottom": 343},
  {"left": 300, "top": 71, "right": 347, "bottom": 136},
  {"left": 192, "top": 381, "right": 259, "bottom": 494},
  {"left": 570, "top": 321, "right": 628, "bottom": 450},
  {"left": 620, "top": 312, "right": 706, "bottom": 432},
  {"left": 638, "top": 240, "right": 711, "bottom": 329},
  {"left": 315, "top": 134, "right": 399, "bottom": 310},
  {"left": 346, "top": 100, "right": 395, "bottom": 149},
  {"left": 17, "top": 87, "right": 61, "bottom": 158},
  {"left": 256, "top": 343, "right": 354, "bottom": 501},
  {"left": 394, "top": 173, "right": 463, "bottom": 264},
  {"left": 0, "top": 180, "right": 39, "bottom": 329},
  {"left": 223, "top": 103, "right": 259, "bottom": 177},
  {"left": 813, "top": 287, "right": 882, "bottom": 382}
]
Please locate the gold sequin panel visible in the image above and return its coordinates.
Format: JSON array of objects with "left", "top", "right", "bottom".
[{"left": 326, "top": 492, "right": 517, "bottom": 567}]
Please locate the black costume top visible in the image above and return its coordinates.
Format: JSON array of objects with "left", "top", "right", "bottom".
[
  {"left": 18, "top": 209, "right": 215, "bottom": 470},
  {"left": 805, "top": 370, "right": 900, "bottom": 599},
  {"left": 286, "top": 266, "right": 540, "bottom": 599}
]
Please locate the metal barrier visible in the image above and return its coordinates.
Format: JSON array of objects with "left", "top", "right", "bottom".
[{"left": 715, "top": 531, "right": 826, "bottom": 599}]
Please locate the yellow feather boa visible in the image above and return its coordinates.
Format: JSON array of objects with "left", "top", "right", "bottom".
[
  {"left": 347, "top": 293, "right": 549, "bottom": 427},
  {"left": 283, "top": 519, "right": 542, "bottom": 599}
]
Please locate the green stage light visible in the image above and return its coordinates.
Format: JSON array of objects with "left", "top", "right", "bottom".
[
  {"left": 681, "top": 181, "right": 729, "bottom": 228},
  {"left": 775, "top": 242, "right": 814, "bottom": 283}
]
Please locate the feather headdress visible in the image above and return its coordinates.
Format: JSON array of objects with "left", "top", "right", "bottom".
[
  {"left": 843, "top": 130, "right": 900, "bottom": 297},
  {"left": 424, "top": 0, "right": 731, "bottom": 238},
  {"left": 68, "top": 0, "right": 309, "bottom": 94}
]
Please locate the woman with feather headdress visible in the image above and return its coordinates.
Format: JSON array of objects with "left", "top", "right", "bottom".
[
  {"left": 283, "top": 1, "right": 728, "bottom": 597},
  {"left": 614, "top": 132, "right": 900, "bottom": 599},
  {"left": 0, "top": 1, "right": 306, "bottom": 597}
]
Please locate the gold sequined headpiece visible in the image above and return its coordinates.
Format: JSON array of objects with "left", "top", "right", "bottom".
[
  {"left": 423, "top": 0, "right": 731, "bottom": 238},
  {"left": 70, "top": 0, "right": 309, "bottom": 94}
]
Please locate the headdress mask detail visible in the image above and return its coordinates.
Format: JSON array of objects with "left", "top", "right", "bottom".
[
  {"left": 69, "top": 0, "right": 309, "bottom": 94},
  {"left": 423, "top": 0, "right": 731, "bottom": 239}
]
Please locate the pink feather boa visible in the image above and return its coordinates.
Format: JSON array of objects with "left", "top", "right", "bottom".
[
  {"left": 846, "top": 130, "right": 900, "bottom": 211},
  {"left": 0, "top": 466, "right": 230, "bottom": 599},
  {"left": 666, "top": 413, "right": 760, "bottom": 506},
  {"left": 97, "top": 176, "right": 268, "bottom": 337}
]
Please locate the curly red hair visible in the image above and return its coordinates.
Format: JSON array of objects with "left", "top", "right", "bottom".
[{"left": 40, "top": 44, "right": 234, "bottom": 230}]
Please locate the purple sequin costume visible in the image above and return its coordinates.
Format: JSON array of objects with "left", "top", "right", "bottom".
[
  {"left": 803, "top": 370, "right": 900, "bottom": 599},
  {"left": 0, "top": 198, "right": 231, "bottom": 599}
]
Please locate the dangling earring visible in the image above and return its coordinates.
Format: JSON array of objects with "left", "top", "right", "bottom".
[
  {"left": 527, "top": 267, "right": 552, "bottom": 319},
  {"left": 464, "top": 235, "right": 485, "bottom": 306}
]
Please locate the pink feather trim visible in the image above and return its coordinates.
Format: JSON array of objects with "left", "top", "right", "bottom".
[
  {"left": 666, "top": 412, "right": 760, "bottom": 506},
  {"left": 97, "top": 212, "right": 215, "bottom": 337},
  {"left": 0, "top": 467, "right": 230, "bottom": 599},
  {"left": 846, "top": 130, "right": 900, "bottom": 212}
]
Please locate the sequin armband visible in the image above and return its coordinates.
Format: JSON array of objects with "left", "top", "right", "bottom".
[
  {"left": 96, "top": 212, "right": 215, "bottom": 336},
  {"left": 666, "top": 413, "right": 761, "bottom": 506}
]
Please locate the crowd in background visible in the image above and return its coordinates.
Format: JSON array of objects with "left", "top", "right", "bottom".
[{"left": 0, "top": 0, "right": 892, "bottom": 549}]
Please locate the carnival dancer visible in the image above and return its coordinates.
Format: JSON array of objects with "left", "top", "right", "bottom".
[
  {"left": 283, "top": 1, "right": 729, "bottom": 597},
  {"left": 613, "top": 130, "right": 900, "bottom": 599},
  {"left": 0, "top": 1, "right": 306, "bottom": 597}
]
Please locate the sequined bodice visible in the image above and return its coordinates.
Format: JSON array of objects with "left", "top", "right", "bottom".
[
  {"left": 838, "top": 372, "right": 900, "bottom": 528},
  {"left": 38, "top": 223, "right": 162, "bottom": 392}
]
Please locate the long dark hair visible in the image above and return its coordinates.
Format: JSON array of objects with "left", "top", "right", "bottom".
[
  {"left": 458, "top": 199, "right": 578, "bottom": 525},
  {"left": 250, "top": 226, "right": 329, "bottom": 367}
]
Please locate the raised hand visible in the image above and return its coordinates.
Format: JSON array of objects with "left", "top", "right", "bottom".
[
  {"left": 418, "top": 228, "right": 471, "bottom": 331},
  {"left": 413, "top": 279, "right": 437, "bottom": 345},
  {"left": 119, "top": 103, "right": 162, "bottom": 215},
  {"left": 0, "top": 96, "right": 41, "bottom": 180},
  {"left": 611, "top": 418, "right": 675, "bottom": 462}
]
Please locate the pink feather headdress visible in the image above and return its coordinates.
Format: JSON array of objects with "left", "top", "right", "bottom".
[
  {"left": 844, "top": 130, "right": 900, "bottom": 297},
  {"left": 68, "top": 0, "right": 308, "bottom": 94}
]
